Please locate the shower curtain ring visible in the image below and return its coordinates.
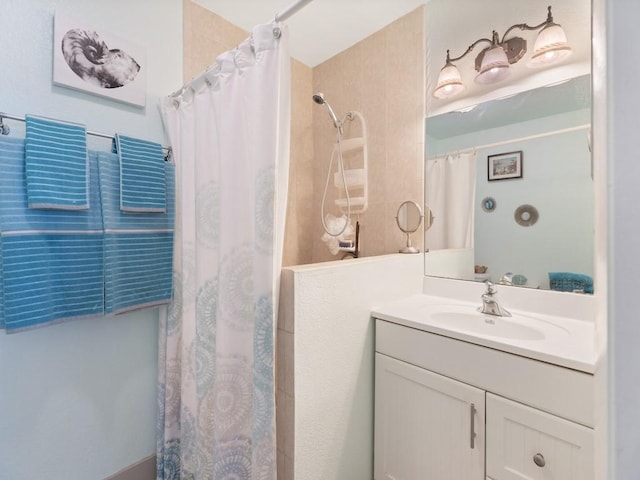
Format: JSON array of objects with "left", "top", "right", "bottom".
[{"left": 272, "top": 26, "right": 282, "bottom": 39}]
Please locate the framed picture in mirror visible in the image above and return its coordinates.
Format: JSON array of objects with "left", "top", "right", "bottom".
[{"left": 488, "top": 151, "right": 523, "bottom": 181}]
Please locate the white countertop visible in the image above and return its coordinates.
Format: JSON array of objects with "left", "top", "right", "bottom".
[{"left": 372, "top": 293, "right": 596, "bottom": 374}]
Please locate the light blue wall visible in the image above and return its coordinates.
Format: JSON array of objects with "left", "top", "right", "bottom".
[
  {"left": 609, "top": 0, "right": 640, "bottom": 477},
  {"left": 0, "top": 1, "right": 182, "bottom": 478},
  {"left": 427, "top": 109, "right": 594, "bottom": 289}
]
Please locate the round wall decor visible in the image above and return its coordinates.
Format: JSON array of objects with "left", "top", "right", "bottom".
[
  {"left": 514, "top": 204, "right": 539, "bottom": 227},
  {"left": 481, "top": 197, "right": 497, "bottom": 212}
]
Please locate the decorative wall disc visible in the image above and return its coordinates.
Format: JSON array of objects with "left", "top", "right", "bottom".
[
  {"left": 514, "top": 204, "right": 539, "bottom": 227},
  {"left": 481, "top": 197, "right": 497, "bottom": 212}
]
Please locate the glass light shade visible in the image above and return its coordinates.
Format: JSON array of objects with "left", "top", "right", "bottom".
[
  {"left": 475, "top": 45, "right": 510, "bottom": 85},
  {"left": 527, "top": 23, "right": 572, "bottom": 68},
  {"left": 432, "top": 63, "right": 464, "bottom": 99}
]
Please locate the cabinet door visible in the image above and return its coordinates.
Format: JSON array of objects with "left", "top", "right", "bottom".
[
  {"left": 374, "top": 353, "right": 485, "bottom": 480},
  {"left": 486, "top": 393, "right": 594, "bottom": 480}
]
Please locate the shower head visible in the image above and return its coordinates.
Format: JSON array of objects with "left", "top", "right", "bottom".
[{"left": 312, "top": 92, "right": 340, "bottom": 131}]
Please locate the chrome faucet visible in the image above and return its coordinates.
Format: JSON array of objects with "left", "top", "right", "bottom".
[{"left": 479, "top": 281, "right": 511, "bottom": 317}]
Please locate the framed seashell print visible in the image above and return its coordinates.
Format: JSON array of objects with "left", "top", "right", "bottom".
[{"left": 53, "top": 12, "right": 146, "bottom": 107}]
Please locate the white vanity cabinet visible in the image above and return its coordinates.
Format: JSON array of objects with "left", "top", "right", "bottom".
[
  {"left": 374, "top": 318, "right": 595, "bottom": 480},
  {"left": 374, "top": 353, "right": 485, "bottom": 479},
  {"left": 486, "top": 393, "right": 594, "bottom": 480}
]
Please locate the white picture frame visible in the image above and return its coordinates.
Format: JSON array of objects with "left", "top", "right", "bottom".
[{"left": 53, "top": 12, "right": 146, "bottom": 108}]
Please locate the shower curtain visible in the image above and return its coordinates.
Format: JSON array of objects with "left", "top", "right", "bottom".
[
  {"left": 425, "top": 152, "right": 476, "bottom": 250},
  {"left": 157, "top": 23, "right": 290, "bottom": 480}
]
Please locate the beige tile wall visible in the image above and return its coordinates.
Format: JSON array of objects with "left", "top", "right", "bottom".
[
  {"left": 183, "top": 0, "right": 247, "bottom": 82},
  {"left": 276, "top": 270, "right": 295, "bottom": 480},
  {"left": 311, "top": 7, "right": 426, "bottom": 262},
  {"left": 287, "top": 61, "right": 315, "bottom": 267}
]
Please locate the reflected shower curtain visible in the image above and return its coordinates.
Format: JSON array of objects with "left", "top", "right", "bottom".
[
  {"left": 157, "top": 23, "right": 290, "bottom": 480},
  {"left": 425, "top": 152, "right": 476, "bottom": 249}
]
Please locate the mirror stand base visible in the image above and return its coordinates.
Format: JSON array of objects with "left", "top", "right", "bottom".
[{"left": 399, "top": 246, "right": 420, "bottom": 254}]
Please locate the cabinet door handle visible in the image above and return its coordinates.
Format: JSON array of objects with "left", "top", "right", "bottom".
[
  {"left": 470, "top": 403, "right": 476, "bottom": 449},
  {"left": 533, "top": 453, "right": 546, "bottom": 467}
]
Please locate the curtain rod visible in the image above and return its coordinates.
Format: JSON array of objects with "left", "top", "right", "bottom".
[
  {"left": 427, "top": 123, "right": 591, "bottom": 160},
  {"left": 275, "top": 0, "right": 314, "bottom": 22},
  {"left": 0, "top": 112, "right": 172, "bottom": 160},
  {"left": 169, "top": 0, "right": 314, "bottom": 99}
]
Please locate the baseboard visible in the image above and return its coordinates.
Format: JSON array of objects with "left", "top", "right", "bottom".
[{"left": 103, "top": 454, "right": 156, "bottom": 480}]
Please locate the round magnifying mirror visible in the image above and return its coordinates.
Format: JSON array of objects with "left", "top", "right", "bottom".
[{"left": 396, "top": 201, "right": 424, "bottom": 254}]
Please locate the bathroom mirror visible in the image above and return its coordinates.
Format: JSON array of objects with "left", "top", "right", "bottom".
[
  {"left": 396, "top": 201, "right": 424, "bottom": 254},
  {"left": 424, "top": 0, "right": 593, "bottom": 292}
]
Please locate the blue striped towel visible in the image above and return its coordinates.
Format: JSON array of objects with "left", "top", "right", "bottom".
[
  {"left": 98, "top": 151, "right": 174, "bottom": 314},
  {"left": 113, "top": 134, "right": 167, "bottom": 213},
  {"left": 0, "top": 137, "right": 103, "bottom": 332},
  {"left": 25, "top": 115, "right": 89, "bottom": 210}
]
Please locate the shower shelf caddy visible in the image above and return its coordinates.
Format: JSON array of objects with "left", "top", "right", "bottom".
[
  {"left": 333, "top": 110, "right": 367, "bottom": 257},
  {"left": 334, "top": 110, "right": 368, "bottom": 215}
]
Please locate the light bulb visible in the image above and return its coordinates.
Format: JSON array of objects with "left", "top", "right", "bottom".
[
  {"left": 475, "top": 45, "right": 510, "bottom": 85},
  {"left": 433, "top": 63, "right": 464, "bottom": 99},
  {"left": 528, "top": 23, "right": 572, "bottom": 68}
]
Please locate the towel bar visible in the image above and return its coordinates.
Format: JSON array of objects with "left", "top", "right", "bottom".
[{"left": 0, "top": 111, "right": 172, "bottom": 161}]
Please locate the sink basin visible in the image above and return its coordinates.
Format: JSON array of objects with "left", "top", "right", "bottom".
[
  {"left": 372, "top": 294, "right": 596, "bottom": 373},
  {"left": 431, "top": 311, "right": 546, "bottom": 340},
  {"left": 424, "top": 305, "right": 572, "bottom": 341}
]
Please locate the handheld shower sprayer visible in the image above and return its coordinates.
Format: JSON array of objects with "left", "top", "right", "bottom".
[
  {"left": 312, "top": 92, "right": 341, "bottom": 133},
  {"left": 313, "top": 92, "right": 352, "bottom": 240}
]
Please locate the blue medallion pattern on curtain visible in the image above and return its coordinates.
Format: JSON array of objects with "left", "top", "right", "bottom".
[{"left": 157, "top": 21, "right": 290, "bottom": 480}]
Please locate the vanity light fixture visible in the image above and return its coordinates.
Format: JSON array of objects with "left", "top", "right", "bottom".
[{"left": 432, "top": 5, "right": 572, "bottom": 100}]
